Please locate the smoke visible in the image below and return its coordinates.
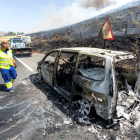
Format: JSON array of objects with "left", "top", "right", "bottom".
[
  {"left": 27, "top": 0, "right": 133, "bottom": 33},
  {"left": 79, "top": 0, "right": 115, "bottom": 9}
]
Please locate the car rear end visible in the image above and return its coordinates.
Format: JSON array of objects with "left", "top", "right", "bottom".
[{"left": 12, "top": 47, "right": 34, "bottom": 56}]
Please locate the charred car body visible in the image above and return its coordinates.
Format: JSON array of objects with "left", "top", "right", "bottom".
[{"left": 37, "top": 47, "right": 139, "bottom": 120}]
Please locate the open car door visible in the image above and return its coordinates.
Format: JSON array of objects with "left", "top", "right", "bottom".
[
  {"left": 41, "top": 51, "right": 59, "bottom": 87},
  {"left": 54, "top": 51, "right": 78, "bottom": 100}
]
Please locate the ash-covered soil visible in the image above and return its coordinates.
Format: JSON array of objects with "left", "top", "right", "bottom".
[{"left": 0, "top": 74, "right": 140, "bottom": 140}]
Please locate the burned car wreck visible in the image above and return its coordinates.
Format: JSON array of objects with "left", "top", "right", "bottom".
[{"left": 37, "top": 47, "right": 140, "bottom": 121}]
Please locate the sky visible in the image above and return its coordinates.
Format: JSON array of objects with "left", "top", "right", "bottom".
[{"left": 0, "top": 0, "right": 134, "bottom": 34}]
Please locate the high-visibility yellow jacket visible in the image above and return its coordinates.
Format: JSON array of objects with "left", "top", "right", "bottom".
[{"left": 0, "top": 49, "right": 14, "bottom": 69}]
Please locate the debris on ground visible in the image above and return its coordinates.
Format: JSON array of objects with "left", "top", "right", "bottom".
[
  {"left": 114, "top": 78, "right": 140, "bottom": 135},
  {"left": 32, "top": 71, "right": 43, "bottom": 83},
  {"left": 78, "top": 116, "right": 91, "bottom": 125},
  {"left": 64, "top": 120, "right": 72, "bottom": 125},
  {"left": 116, "top": 80, "right": 140, "bottom": 121}
]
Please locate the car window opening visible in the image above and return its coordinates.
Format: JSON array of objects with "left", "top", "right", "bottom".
[
  {"left": 78, "top": 55, "right": 105, "bottom": 81},
  {"left": 44, "top": 51, "right": 58, "bottom": 67},
  {"left": 115, "top": 59, "right": 137, "bottom": 91},
  {"left": 56, "top": 52, "right": 77, "bottom": 93}
]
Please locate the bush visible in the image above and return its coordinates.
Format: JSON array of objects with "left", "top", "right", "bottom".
[
  {"left": 44, "top": 43, "right": 49, "bottom": 47},
  {"left": 55, "top": 34, "right": 59, "bottom": 39},
  {"left": 132, "top": 20, "right": 140, "bottom": 26},
  {"left": 67, "top": 31, "right": 72, "bottom": 35}
]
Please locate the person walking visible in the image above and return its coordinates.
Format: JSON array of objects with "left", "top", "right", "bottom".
[{"left": 0, "top": 42, "right": 17, "bottom": 93}]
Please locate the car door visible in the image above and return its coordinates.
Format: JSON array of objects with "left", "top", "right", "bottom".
[
  {"left": 73, "top": 54, "right": 108, "bottom": 104},
  {"left": 41, "top": 51, "right": 59, "bottom": 87},
  {"left": 73, "top": 53, "right": 116, "bottom": 120},
  {"left": 54, "top": 51, "right": 78, "bottom": 100}
]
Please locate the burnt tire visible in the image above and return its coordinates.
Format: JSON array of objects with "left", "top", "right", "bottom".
[{"left": 73, "top": 98, "right": 92, "bottom": 116}]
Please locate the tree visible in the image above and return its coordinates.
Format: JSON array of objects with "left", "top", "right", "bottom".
[
  {"left": 17, "top": 32, "right": 24, "bottom": 35},
  {"left": 4, "top": 31, "right": 16, "bottom": 36},
  {"left": 4, "top": 31, "right": 25, "bottom": 36}
]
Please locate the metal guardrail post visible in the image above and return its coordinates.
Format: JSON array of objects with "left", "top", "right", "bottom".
[{"left": 125, "top": 24, "right": 128, "bottom": 35}]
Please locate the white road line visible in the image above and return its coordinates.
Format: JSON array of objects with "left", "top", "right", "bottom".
[
  {"left": 0, "top": 99, "right": 29, "bottom": 110},
  {"left": 15, "top": 57, "right": 34, "bottom": 72}
]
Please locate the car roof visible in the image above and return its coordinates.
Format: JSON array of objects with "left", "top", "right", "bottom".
[{"left": 56, "top": 47, "right": 136, "bottom": 60}]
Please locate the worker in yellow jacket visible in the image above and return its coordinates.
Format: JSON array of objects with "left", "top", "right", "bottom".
[{"left": 0, "top": 42, "right": 17, "bottom": 93}]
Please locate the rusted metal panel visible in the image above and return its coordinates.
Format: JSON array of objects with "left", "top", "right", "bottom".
[{"left": 82, "top": 89, "right": 108, "bottom": 107}]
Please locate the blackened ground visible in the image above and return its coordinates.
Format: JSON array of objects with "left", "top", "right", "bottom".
[{"left": 31, "top": 34, "right": 140, "bottom": 57}]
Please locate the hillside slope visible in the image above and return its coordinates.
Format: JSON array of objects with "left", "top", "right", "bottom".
[
  {"left": 0, "top": 31, "right": 7, "bottom": 37},
  {"left": 29, "top": 1, "right": 140, "bottom": 55},
  {"left": 29, "top": 1, "right": 140, "bottom": 37},
  {"left": 0, "top": 36, "right": 19, "bottom": 43}
]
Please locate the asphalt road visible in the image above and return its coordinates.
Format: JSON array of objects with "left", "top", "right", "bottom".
[
  {"left": 0, "top": 53, "right": 140, "bottom": 140},
  {"left": 0, "top": 53, "right": 45, "bottom": 139}
]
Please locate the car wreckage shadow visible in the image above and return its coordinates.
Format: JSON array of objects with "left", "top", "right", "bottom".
[
  {"left": 0, "top": 84, "right": 7, "bottom": 92},
  {"left": 15, "top": 54, "right": 32, "bottom": 58},
  {"left": 29, "top": 73, "right": 119, "bottom": 129}
]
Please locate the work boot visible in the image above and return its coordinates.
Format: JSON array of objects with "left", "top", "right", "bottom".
[{"left": 9, "top": 89, "right": 14, "bottom": 93}]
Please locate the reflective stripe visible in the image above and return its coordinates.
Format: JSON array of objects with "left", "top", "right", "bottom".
[
  {"left": 0, "top": 49, "right": 14, "bottom": 69},
  {"left": 8, "top": 87, "right": 12, "bottom": 90},
  {"left": 0, "top": 62, "right": 13, "bottom": 65},
  {"left": 0, "top": 58, "right": 13, "bottom": 61},
  {"left": 11, "top": 79, "right": 15, "bottom": 83},
  {"left": 6, "top": 82, "right": 12, "bottom": 89},
  {"left": 6, "top": 81, "right": 12, "bottom": 84}
]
